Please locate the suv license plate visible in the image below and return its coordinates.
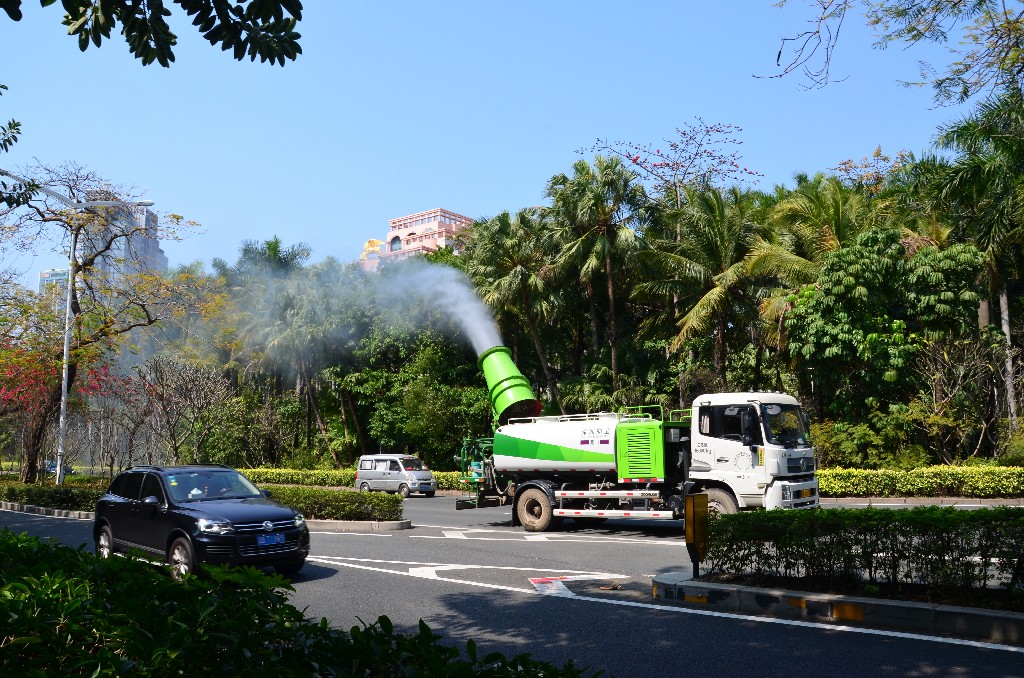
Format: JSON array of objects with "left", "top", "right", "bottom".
[{"left": 257, "top": 533, "right": 285, "bottom": 546}]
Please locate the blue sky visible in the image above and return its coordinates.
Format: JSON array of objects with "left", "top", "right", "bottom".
[{"left": 0, "top": 2, "right": 967, "bottom": 283}]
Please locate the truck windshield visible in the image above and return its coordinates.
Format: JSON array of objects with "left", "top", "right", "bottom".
[{"left": 760, "top": 404, "right": 808, "bottom": 448}]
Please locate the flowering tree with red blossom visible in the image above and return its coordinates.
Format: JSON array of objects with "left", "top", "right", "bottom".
[
  {"left": 0, "top": 164, "right": 211, "bottom": 482},
  {"left": 589, "top": 118, "right": 763, "bottom": 215}
]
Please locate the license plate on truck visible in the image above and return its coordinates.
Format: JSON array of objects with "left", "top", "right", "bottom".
[{"left": 257, "top": 533, "right": 285, "bottom": 546}]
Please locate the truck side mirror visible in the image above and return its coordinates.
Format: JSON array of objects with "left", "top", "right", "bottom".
[{"left": 740, "top": 410, "right": 756, "bottom": 446}]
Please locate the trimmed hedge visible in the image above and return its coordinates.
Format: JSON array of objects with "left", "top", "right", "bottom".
[
  {"left": 817, "top": 466, "right": 1024, "bottom": 498},
  {"left": 0, "top": 481, "right": 103, "bottom": 512},
  {"left": 244, "top": 467, "right": 468, "bottom": 491},
  {"left": 246, "top": 465, "right": 1024, "bottom": 498},
  {"left": 0, "top": 480, "right": 402, "bottom": 522},
  {"left": 0, "top": 529, "right": 593, "bottom": 676},
  {"left": 262, "top": 485, "right": 403, "bottom": 521},
  {"left": 245, "top": 467, "right": 356, "bottom": 487},
  {"left": 705, "top": 507, "right": 1024, "bottom": 609}
]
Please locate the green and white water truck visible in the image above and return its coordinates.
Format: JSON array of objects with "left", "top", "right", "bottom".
[{"left": 457, "top": 346, "right": 819, "bottom": 531}]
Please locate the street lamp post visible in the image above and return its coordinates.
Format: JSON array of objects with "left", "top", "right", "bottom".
[{"left": 1, "top": 168, "right": 153, "bottom": 484}]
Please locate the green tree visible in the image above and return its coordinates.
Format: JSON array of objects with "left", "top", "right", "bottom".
[
  {"left": 931, "top": 87, "right": 1024, "bottom": 427},
  {"left": 786, "top": 228, "right": 985, "bottom": 419},
  {"left": 0, "top": 164, "right": 209, "bottom": 481},
  {"left": 640, "top": 186, "right": 765, "bottom": 389},
  {"left": 546, "top": 156, "right": 649, "bottom": 390},
  {"left": 464, "top": 209, "right": 565, "bottom": 414},
  {"left": 1, "top": 0, "right": 303, "bottom": 67}
]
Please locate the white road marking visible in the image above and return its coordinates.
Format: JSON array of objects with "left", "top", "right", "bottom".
[
  {"left": 309, "top": 531, "right": 391, "bottom": 537},
  {"left": 306, "top": 556, "right": 1024, "bottom": 654},
  {"left": 410, "top": 524, "right": 683, "bottom": 546}
]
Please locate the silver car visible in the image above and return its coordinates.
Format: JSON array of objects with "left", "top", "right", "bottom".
[{"left": 356, "top": 454, "right": 435, "bottom": 498}]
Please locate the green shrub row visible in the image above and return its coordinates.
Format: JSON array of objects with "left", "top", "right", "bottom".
[
  {"left": 262, "top": 485, "right": 404, "bottom": 522},
  {"left": 244, "top": 467, "right": 470, "bottom": 491},
  {"left": 0, "top": 481, "right": 102, "bottom": 512},
  {"left": 817, "top": 466, "right": 1024, "bottom": 497},
  {"left": 706, "top": 507, "right": 1024, "bottom": 607},
  {"left": 0, "top": 480, "right": 402, "bottom": 522},
  {"left": 0, "top": 529, "right": 593, "bottom": 676},
  {"left": 245, "top": 467, "right": 356, "bottom": 487}
]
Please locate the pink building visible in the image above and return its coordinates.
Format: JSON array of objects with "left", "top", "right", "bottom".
[{"left": 360, "top": 208, "right": 473, "bottom": 270}]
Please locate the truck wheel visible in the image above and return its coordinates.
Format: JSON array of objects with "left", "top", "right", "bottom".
[
  {"left": 703, "top": 488, "right": 739, "bottom": 516},
  {"left": 517, "top": 488, "right": 553, "bottom": 532}
]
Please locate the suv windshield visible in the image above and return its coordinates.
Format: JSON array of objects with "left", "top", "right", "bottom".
[
  {"left": 760, "top": 404, "right": 808, "bottom": 448},
  {"left": 166, "top": 470, "right": 261, "bottom": 502}
]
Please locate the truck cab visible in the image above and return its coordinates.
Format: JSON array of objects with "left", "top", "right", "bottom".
[{"left": 685, "top": 392, "right": 819, "bottom": 513}]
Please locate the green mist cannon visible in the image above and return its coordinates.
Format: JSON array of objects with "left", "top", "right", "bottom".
[{"left": 478, "top": 345, "right": 542, "bottom": 426}]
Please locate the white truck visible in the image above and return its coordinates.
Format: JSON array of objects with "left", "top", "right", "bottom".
[
  {"left": 683, "top": 392, "right": 819, "bottom": 514},
  {"left": 458, "top": 347, "right": 819, "bottom": 530}
]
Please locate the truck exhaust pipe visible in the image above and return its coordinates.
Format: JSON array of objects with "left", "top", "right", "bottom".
[{"left": 478, "top": 345, "right": 542, "bottom": 425}]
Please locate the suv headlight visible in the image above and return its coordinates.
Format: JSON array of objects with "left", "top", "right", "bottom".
[
  {"left": 294, "top": 514, "right": 306, "bottom": 527},
  {"left": 198, "top": 518, "right": 235, "bottom": 534}
]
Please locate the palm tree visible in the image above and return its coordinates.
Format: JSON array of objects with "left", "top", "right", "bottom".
[
  {"left": 746, "top": 174, "right": 875, "bottom": 347},
  {"left": 639, "top": 186, "right": 765, "bottom": 389},
  {"left": 545, "top": 156, "right": 649, "bottom": 390},
  {"left": 931, "top": 87, "right": 1024, "bottom": 428},
  {"left": 464, "top": 208, "right": 565, "bottom": 414}
]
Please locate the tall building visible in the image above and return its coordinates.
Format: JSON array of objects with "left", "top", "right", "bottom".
[
  {"left": 38, "top": 268, "right": 69, "bottom": 295},
  {"left": 360, "top": 208, "right": 473, "bottom": 270},
  {"left": 80, "top": 191, "right": 167, "bottom": 279},
  {"left": 36, "top": 198, "right": 166, "bottom": 300}
]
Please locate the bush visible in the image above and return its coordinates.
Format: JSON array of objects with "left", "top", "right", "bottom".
[
  {"left": 0, "top": 529, "right": 594, "bottom": 676},
  {"left": 705, "top": 507, "right": 1024, "bottom": 609},
  {"left": 262, "top": 485, "right": 404, "bottom": 521},
  {"left": 816, "top": 466, "right": 1024, "bottom": 498},
  {"left": 245, "top": 467, "right": 357, "bottom": 487},
  {"left": 0, "top": 479, "right": 403, "bottom": 522},
  {"left": 244, "top": 467, "right": 469, "bottom": 492},
  {"left": 0, "top": 481, "right": 102, "bottom": 511}
]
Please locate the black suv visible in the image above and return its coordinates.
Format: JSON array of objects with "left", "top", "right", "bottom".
[{"left": 94, "top": 465, "right": 310, "bottom": 580}]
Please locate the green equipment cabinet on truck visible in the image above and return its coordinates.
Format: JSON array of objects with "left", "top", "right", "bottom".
[{"left": 457, "top": 346, "right": 819, "bottom": 531}]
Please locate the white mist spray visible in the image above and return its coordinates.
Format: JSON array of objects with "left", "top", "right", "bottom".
[{"left": 370, "top": 258, "right": 502, "bottom": 355}]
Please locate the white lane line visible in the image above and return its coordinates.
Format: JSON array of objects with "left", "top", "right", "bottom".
[
  {"left": 306, "top": 556, "right": 1024, "bottom": 654},
  {"left": 410, "top": 534, "right": 685, "bottom": 546},
  {"left": 309, "top": 532, "right": 391, "bottom": 537},
  {"left": 442, "top": 530, "right": 468, "bottom": 538},
  {"left": 410, "top": 525, "right": 683, "bottom": 546}
]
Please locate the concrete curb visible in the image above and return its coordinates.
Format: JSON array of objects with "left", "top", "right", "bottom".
[
  {"left": 0, "top": 502, "right": 412, "bottom": 532},
  {"left": 0, "top": 501, "right": 94, "bottom": 520},
  {"left": 652, "top": 572, "right": 1024, "bottom": 646}
]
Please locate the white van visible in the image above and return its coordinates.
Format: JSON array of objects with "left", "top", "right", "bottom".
[{"left": 355, "top": 454, "right": 436, "bottom": 498}]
